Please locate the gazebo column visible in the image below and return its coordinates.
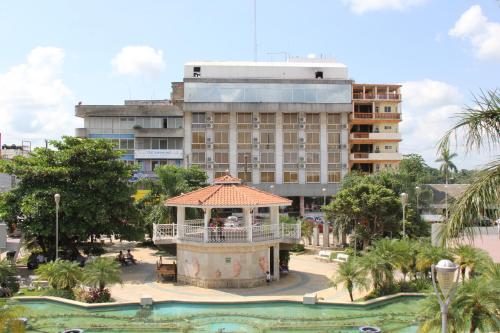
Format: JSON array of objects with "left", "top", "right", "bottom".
[
  {"left": 203, "top": 208, "right": 211, "bottom": 243},
  {"left": 243, "top": 207, "right": 252, "bottom": 242},
  {"left": 270, "top": 206, "right": 279, "bottom": 236},
  {"left": 177, "top": 206, "right": 185, "bottom": 238}
]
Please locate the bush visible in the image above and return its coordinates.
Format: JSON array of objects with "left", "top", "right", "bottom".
[
  {"left": 81, "top": 243, "right": 106, "bottom": 256},
  {"left": 75, "top": 287, "right": 111, "bottom": 303},
  {"left": 397, "top": 278, "right": 432, "bottom": 292},
  {"left": 290, "top": 244, "right": 305, "bottom": 252},
  {"left": 44, "top": 288, "right": 75, "bottom": 300}
]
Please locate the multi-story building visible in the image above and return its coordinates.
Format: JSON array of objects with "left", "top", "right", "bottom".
[
  {"left": 75, "top": 59, "right": 403, "bottom": 215},
  {"left": 75, "top": 100, "right": 184, "bottom": 177}
]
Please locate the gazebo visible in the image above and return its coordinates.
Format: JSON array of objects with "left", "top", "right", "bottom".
[{"left": 152, "top": 175, "right": 301, "bottom": 288}]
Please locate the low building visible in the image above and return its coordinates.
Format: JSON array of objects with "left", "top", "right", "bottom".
[
  {"left": 421, "top": 184, "right": 469, "bottom": 223},
  {"left": 153, "top": 174, "right": 301, "bottom": 288}
]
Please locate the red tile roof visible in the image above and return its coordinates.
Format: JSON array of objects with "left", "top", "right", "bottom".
[{"left": 165, "top": 176, "right": 291, "bottom": 208}]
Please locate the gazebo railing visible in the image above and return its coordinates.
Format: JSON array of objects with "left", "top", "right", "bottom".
[{"left": 153, "top": 223, "right": 300, "bottom": 244}]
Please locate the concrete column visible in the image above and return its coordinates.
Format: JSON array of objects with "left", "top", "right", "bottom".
[
  {"left": 322, "top": 223, "right": 329, "bottom": 248},
  {"left": 340, "top": 113, "right": 349, "bottom": 178},
  {"left": 299, "top": 196, "right": 305, "bottom": 217},
  {"left": 270, "top": 206, "right": 279, "bottom": 226},
  {"left": 273, "top": 244, "right": 280, "bottom": 281},
  {"left": 229, "top": 112, "right": 237, "bottom": 177},
  {"left": 313, "top": 227, "right": 319, "bottom": 246},
  {"left": 243, "top": 207, "right": 252, "bottom": 242},
  {"left": 252, "top": 112, "right": 260, "bottom": 184},
  {"left": 177, "top": 206, "right": 185, "bottom": 238},
  {"left": 184, "top": 112, "right": 192, "bottom": 168},
  {"left": 319, "top": 112, "right": 328, "bottom": 184},
  {"left": 203, "top": 208, "right": 211, "bottom": 243},
  {"left": 298, "top": 112, "right": 306, "bottom": 184},
  {"left": 275, "top": 112, "right": 283, "bottom": 184}
]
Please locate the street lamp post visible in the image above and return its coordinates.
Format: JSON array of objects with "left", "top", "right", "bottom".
[
  {"left": 400, "top": 192, "right": 408, "bottom": 238},
  {"left": 322, "top": 188, "right": 326, "bottom": 206},
  {"left": 431, "top": 259, "right": 460, "bottom": 333},
  {"left": 54, "top": 193, "right": 60, "bottom": 260}
]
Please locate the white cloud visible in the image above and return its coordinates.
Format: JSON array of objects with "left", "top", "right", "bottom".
[
  {"left": 111, "top": 46, "right": 166, "bottom": 77},
  {"left": 0, "top": 47, "right": 78, "bottom": 146},
  {"left": 344, "top": 0, "right": 427, "bottom": 14},
  {"left": 449, "top": 5, "right": 500, "bottom": 61}
]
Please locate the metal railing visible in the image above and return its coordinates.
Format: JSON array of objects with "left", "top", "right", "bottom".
[
  {"left": 153, "top": 223, "right": 301, "bottom": 244},
  {"left": 353, "top": 93, "right": 401, "bottom": 100},
  {"left": 352, "top": 113, "right": 401, "bottom": 120}
]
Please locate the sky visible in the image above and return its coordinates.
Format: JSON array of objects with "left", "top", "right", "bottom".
[{"left": 0, "top": 0, "right": 499, "bottom": 169}]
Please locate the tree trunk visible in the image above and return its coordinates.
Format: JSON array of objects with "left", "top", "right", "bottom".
[{"left": 348, "top": 289, "right": 354, "bottom": 302}]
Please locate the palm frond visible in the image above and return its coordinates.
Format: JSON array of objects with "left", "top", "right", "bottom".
[
  {"left": 442, "top": 157, "right": 500, "bottom": 242},
  {"left": 439, "top": 89, "right": 500, "bottom": 153}
]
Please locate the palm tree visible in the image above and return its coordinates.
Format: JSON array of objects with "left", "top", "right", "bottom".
[
  {"left": 452, "top": 245, "right": 492, "bottom": 281},
  {"left": 438, "top": 89, "right": 500, "bottom": 241},
  {"left": 435, "top": 147, "right": 458, "bottom": 180},
  {"left": 360, "top": 238, "right": 400, "bottom": 290},
  {"left": 418, "top": 294, "right": 464, "bottom": 333},
  {"left": 330, "top": 258, "right": 369, "bottom": 302},
  {"left": 453, "top": 277, "right": 500, "bottom": 333},
  {"left": 82, "top": 257, "right": 121, "bottom": 292},
  {"left": 415, "top": 242, "right": 452, "bottom": 278},
  {"left": 35, "top": 260, "right": 82, "bottom": 290}
]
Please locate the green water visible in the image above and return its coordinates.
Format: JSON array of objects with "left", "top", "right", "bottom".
[{"left": 17, "top": 296, "right": 423, "bottom": 333}]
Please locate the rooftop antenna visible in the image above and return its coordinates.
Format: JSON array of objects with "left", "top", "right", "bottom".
[{"left": 253, "top": 0, "right": 257, "bottom": 61}]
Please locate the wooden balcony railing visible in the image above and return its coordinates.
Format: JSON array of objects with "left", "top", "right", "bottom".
[{"left": 352, "top": 113, "right": 401, "bottom": 120}]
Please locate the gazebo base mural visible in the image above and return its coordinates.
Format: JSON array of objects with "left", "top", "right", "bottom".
[{"left": 153, "top": 175, "right": 301, "bottom": 288}]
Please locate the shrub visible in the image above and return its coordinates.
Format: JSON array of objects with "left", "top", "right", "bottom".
[
  {"left": 75, "top": 288, "right": 111, "bottom": 303},
  {"left": 44, "top": 288, "right": 75, "bottom": 300},
  {"left": 290, "top": 244, "right": 305, "bottom": 252},
  {"left": 397, "top": 278, "right": 432, "bottom": 292}
]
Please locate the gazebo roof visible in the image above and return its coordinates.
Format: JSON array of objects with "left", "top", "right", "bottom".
[{"left": 165, "top": 175, "right": 292, "bottom": 208}]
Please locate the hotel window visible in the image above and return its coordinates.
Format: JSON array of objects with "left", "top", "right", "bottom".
[
  {"left": 214, "top": 131, "right": 229, "bottom": 144},
  {"left": 328, "top": 171, "right": 341, "bottom": 183},
  {"left": 284, "top": 171, "right": 298, "bottom": 183},
  {"left": 384, "top": 106, "right": 392, "bottom": 113},
  {"left": 283, "top": 152, "right": 298, "bottom": 163},
  {"left": 260, "top": 113, "right": 275, "bottom": 124},
  {"left": 306, "top": 113, "right": 320, "bottom": 124},
  {"left": 238, "top": 171, "right": 252, "bottom": 183},
  {"left": 306, "top": 152, "right": 320, "bottom": 164},
  {"left": 237, "top": 113, "right": 252, "bottom": 124},
  {"left": 260, "top": 171, "right": 275, "bottom": 183},
  {"left": 260, "top": 132, "right": 275, "bottom": 149},
  {"left": 306, "top": 132, "right": 320, "bottom": 147},
  {"left": 328, "top": 133, "right": 340, "bottom": 145},
  {"left": 163, "top": 117, "right": 183, "bottom": 129},
  {"left": 384, "top": 126, "right": 392, "bottom": 130},
  {"left": 215, "top": 171, "right": 226, "bottom": 178},
  {"left": 283, "top": 132, "right": 298, "bottom": 148},
  {"left": 260, "top": 152, "right": 275, "bottom": 164},
  {"left": 120, "top": 117, "right": 135, "bottom": 129},
  {"left": 214, "top": 112, "right": 229, "bottom": 123},
  {"left": 191, "top": 152, "right": 205, "bottom": 164},
  {"left": 238, "top": 132, "right": 251, "bottom": 145},
  {"left": 192, "top": 113, "right": 206, "bottom": 125},
  {"left": 327, "top": 113, "right": 340, "bottom": 124},
  {"left": 328, "top": 152, "right": 340, "bottom": 163},
  {"left": 215, "top": 152, "right": 229, "bottom": 163},
  {"left": 237, "top": 152, "right": 251, "bottom": 164},
  {"left": 283, "top": 113, "right": 298, "bottom": 125},
  {"left": 385, "top": 145, "right": 392, "bottom": 150},
  {"left": 306, "top": 171, "right": 320, "bottom": 183},
  {"left": 192, "top": 132, "right": 206, "bottom": 149}
]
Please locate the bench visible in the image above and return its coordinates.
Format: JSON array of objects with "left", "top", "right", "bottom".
[
  {"left": 316, "top": 250, "right": 333, "bottom": 261},
  {"left": 333, "top": 253, "right": 349, "bottom": 263}
]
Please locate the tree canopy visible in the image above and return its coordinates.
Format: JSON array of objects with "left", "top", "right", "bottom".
[{"left": 0, "top": 137, "right": 141, "bottom": 256}]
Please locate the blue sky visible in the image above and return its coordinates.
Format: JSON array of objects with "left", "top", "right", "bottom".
[{"left": 0, "top": 0, "right": 499, "bottom": 169}]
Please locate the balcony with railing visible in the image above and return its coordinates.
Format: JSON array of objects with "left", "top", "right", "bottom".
[
  {"left": 351, "top": 113, "right": 401, "bottom": 121},
  {"left": 350, "top": 152, "right": 402, "bottom": 161},
  {"left": 350, "top": 132, "right": 401, "bottom": 141},
  {"left": 153, "top": 221, "right": 301, "bottom": 244},
  {"left": 353, "top": 93, "right": 401, "bottom": 100}
]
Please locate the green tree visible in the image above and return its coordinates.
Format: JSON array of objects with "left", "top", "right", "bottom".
[
  {"left": 0, "top": 137, "right": 141, "bottom": 257},
  {"left": 83, "top": 257, "right": 121, "bottom": 292},
  {"left": 330, "top": 258, "right": 369, "bottom": 302},
  {"left": 324, "top": 182, "right": 400, "bottom": 248},
  {"left": 360, "top": 238, "right": 402, "bottom": 291},
  {"left": 452, "top": 245, "right": 492, "bottom": 281},
  {"left": 0, "top": 302, "right": 25, "bottom": 333},
  {"left": 439, "top": 89, "right": 500, "bottom": 241},
  {"left": 435, "top": 147, "right": 458, "bottom": 181},
  {"left": 0, "top": 259, "right": 18, "bottom": 296},
  {"left": 35, "top": 260, "right": 82, "bottom": 290},
  {"left": 415, "top": 242, "right": 452, "bottom": 278}
]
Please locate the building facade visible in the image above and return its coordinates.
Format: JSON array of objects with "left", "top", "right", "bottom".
[{"left": 75, "top": 60, "right": 403, "bottom": 214}]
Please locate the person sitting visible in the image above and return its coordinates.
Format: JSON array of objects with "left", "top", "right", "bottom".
[
  {"left": 116, "top": 250, "right": 126, "bottom": 266},
  {"left": 126, "top": 249, "right": 137, "bottom": 265},
  {"left": 279, "top": 261, "right": 289, "bottom": 274}
]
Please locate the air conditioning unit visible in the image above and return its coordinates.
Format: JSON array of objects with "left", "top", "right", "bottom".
[
  {"left": 342, "top": 124, "right": 347, "bottom": 129},
  {"left": 207, "top": 157, "right": 213, "bottom": 162},
  {"left": 299, "top": 117, "right": 306, "bottom": 123},
  {"left": 206, "top": 137, "right": 212, "bottom": 143},
  {"left": 252, "top": 163, "right": 260, "bottom": 169},
  {"left": 342, "top": 163, "right": 347, "bottom": 170},
  {"left": 341, "top": 144, "right": 347, "bottom": 149},
  {"left": 300, "top": 144, "right": 306, "bottom": 149},
  {"left": 253, "top": 117, "right": 259, "bottom": 123},
  {"left": 206, "top": 123, "right": 213, "bottom": 129},
  {"left": 253, "top": 123, "right": 260, "bottom": 129},
  {"left": 253, "top": 137, "right": 259, "bottom": 143},
  {"left": 299, "top": 163, "right": 306, "bottom": 169},
  {"left": 299, "top": 137, "right": 305, "bottom": 143},
  {"left": 299, "top": 124, "right": 305, "bottom": 129},
  {"left": 206, "top": 163, "right": 214, "bottom": 169},
  {"left": 206, "top": 116, "right": 214, "bottom": 123},
  {"left": 206, "top": 144, "right": 213, "bottom": 149},
  {"left": 299, "top": 156, "right": 305, "bottom": 162},
  {"left": 253, "top": 156, "right": 259, "bottom": 162},
  {"left": 253, "top": 144, "right": 259, "bottom": 149}
]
